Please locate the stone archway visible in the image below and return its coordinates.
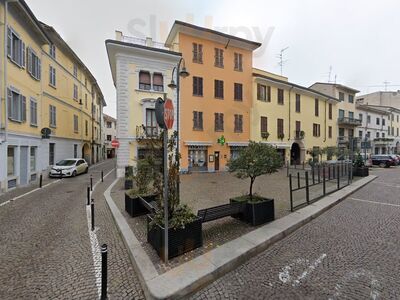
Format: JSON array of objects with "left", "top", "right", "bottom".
[
  {"left": 82, "top": 143, "right": 91, "bottom": 164},
  {"left": 291, "top": 143, "right": 301, "bottom": 165}
]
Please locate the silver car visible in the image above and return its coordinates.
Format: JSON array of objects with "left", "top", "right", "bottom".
[{"left": 49, "top": 158, "right": 89, "bottom": 177}]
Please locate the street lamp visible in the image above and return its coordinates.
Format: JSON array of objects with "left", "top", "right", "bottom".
[{"left": 168, "top": 58, "right": 189, "bottom": 198}]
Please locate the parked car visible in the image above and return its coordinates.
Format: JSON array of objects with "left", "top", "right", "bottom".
[
  {"left": 390, "top": 155, "right": 400, "bottom": 165},
  {"left": 359, "top": 153, "right": 372, "bottom": 167},
  {"left": 49, "top": 158, "right": 89, "bottom": 177},
  {"left": 371, "top": 155, "right": 396, "bottom": 168}
]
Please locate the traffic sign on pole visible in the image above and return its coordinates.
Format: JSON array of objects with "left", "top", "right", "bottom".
[{"left": 111, "top": 140, "right": 120, "bottom": 148}]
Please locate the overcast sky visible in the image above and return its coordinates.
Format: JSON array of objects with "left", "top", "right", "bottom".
[{"left": 27, "top": 0, "right": 400, "bottom": 118}]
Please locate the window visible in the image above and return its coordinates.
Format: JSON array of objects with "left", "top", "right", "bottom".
[
  {"left": 376, "top": 117, "right": 380, "bottom": 125},
  {"left": 257, "top": 84, "right": 270, "bottom": 102},
  {"left": 392, "top": 127, "right": 395, "bottom": 136},
  {"left": 193, "top": 111, "right": 203, "bottom": 130},
  {"left": 382, "top": 118, "right": 386, "bottom": 126},
  {"left": 359, "top": 130, "right": 363, "bottom": 138},
  {"left": 376, "top": 132, "right": 380, "bottom": 138},
  {"left": 314, "top": 98, "right": 319, "bottom": 116},
  {"left": 107, "top": 135, "right": 112, "bottom": 141},
  {"left": 277, "top": 119, "right": 284, "bottom": 137},
  {"left": 85, "top": 94, "right": 88, "bottom": 109},
  {"left": 73, "top": 115, "right": 79, "bottom": 133},
  {"left": 214, "top": 48, "right": 224, "bottom": 67},
  {"left": 295, "top": 94, "right": 301, "bottom": 112},
  {"left": 349, "top": 95, "right": 354, "bottom": 103},
  {"left": 106, "top": 122, "right": 112, "bottom": 128},
  {"left": 193, "top": 76, "right": 203, "bottom": 96},
  {"left": 139, "top": 71, "right": 151, "bottom": 90},
  {"left": 73, "top": 64, "right": 78, "bottom": 77},
  {"left": 367, "top": 115, "right": 371, "bottom": 124},
  {"left": 382, "top": 132, "right": 385, "bottom": 138},
  {"left": 49, "top": 66, "right": 56, "bottom": 87},
  {"left": 328, "top": 103, "right": 332, "bottom": 120},
  {"left": 328, "top": 126, "right": 332, "bottom": 138},
  {"left": 234, "top": 114, "right": 243, "bottom": 133},
  {"left": 295, "top": 121, "right": 301, "bottom": 137},
  {"left": 27, "top": 47, "right": 41, "bottom": 80},
  {"left": 192, "top": 43, "right": 203, "bottom": 63},
  {"left": 49, "top": 44, "right": 56, "bottom": 59},
  {"left": 234, "top": 83, "right": 243, "bottom": 101},
  {"left": 277, "top": 89, "right": 284, "bottom": 105},
  {"left": 49, "top": 105, "right": 56, "bottom": 127},
  {"left": 339, "top": 109, "right": 345, "bottom": 119},
  {"left": 348, "top": 111, "right": 354, "bottom": 119},
  {"left": 313, "top": 123, "right": 321, "bottom": 137},
  {"left": 214, "top": 80, "right": 224, "bottom": 99},
  {"left": 214, "top": 113, "right": 224, "bottom": 132},
  {"left": 234, "top": 53, "right": 243, "bottom": 71},
  {"left": 146, "top": 109, "right": 158, "bottom": 136},
  {"left": 7, "top": 88, "right": 26, "bottom": 122},
  {"left": 153, "top": 73, "right": 163, "bottom": 91},
  {"left": 49, "top": 143, "right": 55, "bottom": 165},
  {"left": 7, "top": 147, "right": 15, "bottom": 176},
  {"left": 367, "top": 131, "right": 371, "bottom": 138},
  {"left": 397, "top": 128, "right": 399, "bottom": 136},
  {"left": 85, "top": 78, "right": 87, "bottom": 87},
  {"left": 74, "top": 145, "right": 78, "bottom": 159},
  {"left": 30, "top": 147, "right": 36, "bottom": 172},
  {"left": 397, "top": 115, "right": 399, "bottom": 123},
  {"left": 7, "top": 26, "right": 25, "bottom": 68},
  {"left": 85, "top": 120, "right": 88, "bottom": 136},
  {"left": 73, "top": 84, "right": 78, "bottom": 100},
  {"left": 359, "top": 113, "right": 363, "bottom": 122},
  {"left": 260, "top": 116, "right": 268, "bottom": 135},
  {"left": 30, "top": 98, "right": 37, "bottom": 126},
  {"left": 339, "top": 92, "right": 345, "bottom": 101}
]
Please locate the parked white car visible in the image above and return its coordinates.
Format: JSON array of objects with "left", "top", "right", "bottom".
[{"left": 49, "top": 158, "right": 89, "bottom": 177}]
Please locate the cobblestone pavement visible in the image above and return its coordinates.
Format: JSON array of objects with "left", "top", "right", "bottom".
[
  {"left": 192, "top": 167, "right": 400, "bottom": 299},
  {"left": 0, "top": 159, "right": 144, "bottom": 299}
]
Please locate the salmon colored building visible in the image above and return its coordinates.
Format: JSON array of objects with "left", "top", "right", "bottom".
[{"left": 165, "top": 21, "right": 261, "bottom": 172}]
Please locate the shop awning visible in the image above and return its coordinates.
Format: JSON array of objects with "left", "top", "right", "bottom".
[
  {"left": 261, "top": 141, "right": 291, "bottom": 149},
  {"left": 184, "top": 141, "right": 213, "bottom": 146},
  {"left": 227, "top": 142, "right": 249, "bottom": 147}
]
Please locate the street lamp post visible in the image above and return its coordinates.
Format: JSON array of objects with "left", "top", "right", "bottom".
[{"left": 168, "top": 58, "right": 189, "bottom": 199}]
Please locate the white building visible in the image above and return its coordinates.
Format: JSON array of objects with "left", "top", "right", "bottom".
[{"left": 104, "top": 114, "right": 117, "bottom": 158}]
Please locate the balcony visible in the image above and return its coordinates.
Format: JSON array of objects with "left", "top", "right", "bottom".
[
  {"left": 136, "top": 125, "right": 160, "bottom": 141},
  {"left": 338, "top": 136, "right": 359, "bottom": 145},
  {"left": 337, "top": 117, "right": 362, "bottom": 126},
  {"left": 373, "top": 137, "right": 394, "bottom": 145},
  {"left": 294, "top": 130, "right": 305, "bottom": 140}
]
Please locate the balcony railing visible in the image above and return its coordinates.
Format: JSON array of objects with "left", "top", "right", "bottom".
[
  {"left": 122, "top": 35, "right": 167, "bottom": 50},
  {"left": 338, "top": 136, "right": 359, "bottom": 144},
  {"left": 136, "top": 125, "right": 160, "bottom": 140},
  {"left": 294, "top": 130, "right": 305, "bottom": 140},
  {"left": 337, "top": 117, "right": 362, "bottom": 126},
  {"left": 373, "top": 137, "right": 394, "bottom": 144}
]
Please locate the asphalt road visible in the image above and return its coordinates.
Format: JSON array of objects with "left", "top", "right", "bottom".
[
  {"left": 193, "top": 167, "right": 400, "bottom": 299},
  {"left": 0, "top": 159, "right": 144, "bottom": 299}
]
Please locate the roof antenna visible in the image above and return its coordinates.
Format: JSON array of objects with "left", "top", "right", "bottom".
[
  {"left": 328, "top": 66, "right": 332, "bottom": 83},
  {"left": 277, "top": 47, "right": 289, "bottom": 76},
  {"left": 383, "top": 80, "right": 390, "bottom": 91}
]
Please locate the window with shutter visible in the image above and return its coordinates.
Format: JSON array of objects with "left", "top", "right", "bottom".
[
  {"left": 215, "top": 80, "right": 224, "bottom": 99},
  {"left": 278, "top": 89, "right": 284, "bottom": 105},
  {"left": 7, "top": 27, "right": 12, "bottom": 57},
  {"left": 234, "top": 53, "right": 243, "bottom": 71},
  {"left": 21, "top": 96, "right": 26, "bottom": 122},
  {"left": 329, "top": 103, "right": 332, "bottom": 120},
  {"left": 295, "top": 94, "right": 301, "bottom": 112},
  {"left": 193, "top": 43, "right": 203, "bottom": 63},
  {"left": 214, "top": 48, "right": 224, "bottom": 67},
  {"left": 30, "top": 99, "right": 37, "bottom": 126},
  {"left": 139, "top": 71, "right": 151, "bottom": 90},
  {"left": 193, "top": 77, "right": 203, "bottom": 96},
  {"left": 153, "top": 73, "right": 163, "bottom": 91},
  {"left": 234, "top": 83, "right": 243, "bottom": 101},
  {"left": 27, "top": 47, "right": 32, "bottom": 74},
  {"left": 315, "top": 98, "right": 319, "bottom": 116},
  {"left": 277, "top": 119, "right": 284, "bottom": 136},
  {"left": 261, "top": 117, "right": 268, "bottom": 134}
]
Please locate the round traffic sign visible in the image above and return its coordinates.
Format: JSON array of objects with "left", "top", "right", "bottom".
[
  {"left": 164, "top": 99, "right": 174, "bottom": 130},
  {"left": 111, "top": 140, "right": 120, "bottom": 148}
]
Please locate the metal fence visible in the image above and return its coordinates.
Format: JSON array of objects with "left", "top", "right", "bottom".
[{"left": 288, "top": 161, "right": 353, "bottom": 212}]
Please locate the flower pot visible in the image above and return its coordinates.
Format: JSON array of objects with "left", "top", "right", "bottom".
[
  {"left": 147, "top": 215, "right": 203, "bottom": 261},
  {"left": 125, "top": 193, "right": 157, "bottom": 217},
  {"left": 230, "top": 196, "right": 275, "bottom": 226},
  {"left": 125, "top": 179, "right": 133, "bottom": 190},
  {"left": 353, "top": 166, "right": 369, "bottom": 177}
]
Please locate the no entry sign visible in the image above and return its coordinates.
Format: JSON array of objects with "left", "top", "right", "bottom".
[
  {"left": 111, "top": 140, "right": 120, "bottom": 148},
  {"left": 164, "top": 99, "right": 174, "bottom": 129}
]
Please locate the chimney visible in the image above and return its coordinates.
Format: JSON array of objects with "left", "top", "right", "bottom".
[
  {"left": 115, "top": 30, "right": 123, "bottom": 41},
  {"left": 145, "top": 37, "right": 153, "bottom": 47}
]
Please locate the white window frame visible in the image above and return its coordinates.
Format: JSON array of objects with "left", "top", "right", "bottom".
[
  {"left": 73, "top": 114, "right": 79, "bottom": 133},
  {"left": 50, "top": 44, "right": 56, "bottom": 59},
  {"left": 49, "top": 105, "right": 57, "bottom": 128},
  {"left": 7, "top": 87, "right": 26, "bottom": 122},
  {"left": 30, "top": 98, "right": 38, "bottom": 126},
  {"left": 49, "top": 66, "right": 56, "bottom": 87},
  {"left": 73, "top": 84, "right": 78, "bottom": 100},
  {"left": 73, "top": 64, "right": 78, "bottom": 77}
]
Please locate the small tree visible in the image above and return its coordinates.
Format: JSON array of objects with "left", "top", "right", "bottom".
[
  {"left": 353, "top": 152, "right": 365, "bottom": 168},
  {"left": 227, "top": 142, "right": 282, "bottom": 201}
]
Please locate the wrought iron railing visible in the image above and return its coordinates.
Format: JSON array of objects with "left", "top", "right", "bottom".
[
  {"left": 338, "top": 117, "right": 362, "bottom": 126},
  {"left": 136, "top": 125, "right": 160, "bottom": 140}
]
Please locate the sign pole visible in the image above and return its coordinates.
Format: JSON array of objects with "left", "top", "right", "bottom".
[{"left": 163, "top": 127, "right": 169, "bottom": 263}]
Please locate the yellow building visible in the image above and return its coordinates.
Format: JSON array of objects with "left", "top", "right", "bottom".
[
  {"left": 0, "top": 0, "right": 106, "bottom": 191},
  {"left": 253, "top": 69, "right": 339, "bottom": 164}
]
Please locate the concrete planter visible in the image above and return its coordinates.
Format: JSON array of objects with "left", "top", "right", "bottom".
[
  {"left": 353, "top": 166, "right": 369, "bottom": 177},
  {"left": 125, "top": 193, "right": 157, "bottom": 217},
  {"left": 147, "top": 215, "right": 203, "bottom": 261},
  {"left": 231, "top": 196, "right": 275, "bottom": 226}
]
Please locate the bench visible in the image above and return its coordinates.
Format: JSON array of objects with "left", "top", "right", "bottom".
[
  {"left": 138, "top": 196, "right": 158, "bottom": 214},
  {"left": 197, "top": 202, "right": 246, "bottom": 223}
]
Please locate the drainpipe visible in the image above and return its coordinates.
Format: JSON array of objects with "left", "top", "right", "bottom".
[
  {"left": 323, "top": 100, "right": 327, "bottom": 142},
  {"left": 288, "top": 86, "right": 293, "bottom": 141}
]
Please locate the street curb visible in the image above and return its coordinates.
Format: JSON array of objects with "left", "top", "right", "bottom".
[{"left": 105, "top": 175, "right": 377, "bottom": 300}]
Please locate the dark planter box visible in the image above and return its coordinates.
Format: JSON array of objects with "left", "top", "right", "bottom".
[
  {"left": 125, "top": 179, "right": 133, "bottom": 190},
  {"left": 125, "top": 193, "right": 157, "bottom": 217},
  {"left": 231, "top": 197, "right": 275, "bottom": 226},
  {"left": 229, "top": 198, "right": 247, "bottom": 221},
  {"left": 353, "top": 166, "right": 369, "bottom": 177},
  {"left": 147, "top": 215, "right": 203, "bottom": 261}
]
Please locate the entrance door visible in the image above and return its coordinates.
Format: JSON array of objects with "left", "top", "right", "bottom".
[
  {"left": 20, "top": 146, "right": 28, "bottom": 185},
  {"left": 291, "top": 143, "right": 301, "bottom": 165},
  {"left": 214, "top": 152, "right": 220, "bottom": 171}
]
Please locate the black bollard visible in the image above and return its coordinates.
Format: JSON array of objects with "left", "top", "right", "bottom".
[
  {"left": 87, "top": 186, "right": 90, "bottom": 205},
  {"left": 101, "top": 170, "right": 104, "bottom": 182},
  {"left": 101, "top": 244, "right": 108, "bottom": 300},
  {"left": 91, "top": 199, "right": 95, "bottom": 231},
  {"left": 39, "top": 174, "right": 43, "bottom": 188},
  {"left": 90, "top": 175, "right": 93, "bottom": 191}
]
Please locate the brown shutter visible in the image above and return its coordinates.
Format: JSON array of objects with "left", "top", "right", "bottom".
[
  {"left": 139, "top": 71, "right": 150, "bottom": 84},
  {"left": 199, "top": 77, "right": 203, "bottom": 96},
  {"left": 199, "top": 112, "right": 203, "bottom": 129},
  {"left": 193, "top": 77, "right": 198, "bottom": 95},
  {"left": 153, "top": 73, "right": 163, "bottom": 86},
  {"left": 221, "top": 113, "right": 224, "bottom": 131},
  {"left": 214, "top": 113, "right": 218, "bottom": 131}
]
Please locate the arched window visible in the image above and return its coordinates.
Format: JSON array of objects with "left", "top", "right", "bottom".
[
  {"left": 139, "top": 71, "right": 151, "bottom": 90},
  {"left": 153, "top": 73, "right": 163, "bottom": 91}
]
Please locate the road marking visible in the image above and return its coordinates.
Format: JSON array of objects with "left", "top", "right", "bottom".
[
  {"left": 278, "top": 254, "right": 327, "bottom": 287},
  {"left": 349, "top": 197, "right": 400, "bottom": 208},
  {"left": 86, "top": 168, "right": 115, "bottom": 299},
  {"left": 0, "top": 200, "right": 10, "bottom": 207},
  {"left": 372, "top": 181, "right": 400, "bottom": 188}
]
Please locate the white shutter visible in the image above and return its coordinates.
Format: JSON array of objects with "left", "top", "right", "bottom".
[
  {"left": 38, "top": 58, "right": 41, "bottom": 80},
  {"left": 21, "top": 41, "right": 26, "bottom": 68},
  {"left": 7, "top": 88, "right": 12, "bottom": 119},
  {"left": 21, "top": 96, "right": 26, "bottom": 122},
  {"left": 27, "top": 47, "right": 32, "bottom": 74},
  {"left": 7, "top": 27, "right": 12, "bottom": 57}
]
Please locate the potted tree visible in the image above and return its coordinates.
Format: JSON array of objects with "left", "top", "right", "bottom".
[
  {"left": 229, "top": 142, "right": 282, "bottom": 226},
  {"left": 353, "top": 152, "right": 369, "bottom": 177},
  {"left": 124, "top": 166, "right": 134, "bottom": 190},
  {"left": 147, "top": 131, "right": 202, "bottom": 261}
]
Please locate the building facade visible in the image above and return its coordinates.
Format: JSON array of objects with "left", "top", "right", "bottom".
[
  {"left": 0, "top": 0, "right": 105, "bottom": 192},
  {"left": 165, "top": 21, "right": 261, "bottom": 172},
  {"left": 106, "top": 33, "right": 180, "bottom": 177},
  {"left": 253, "top": 70, "right": 339, "bottom": 164},
  {"left": 104, "top": 114, "right": 117, "bottom": 158}
]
